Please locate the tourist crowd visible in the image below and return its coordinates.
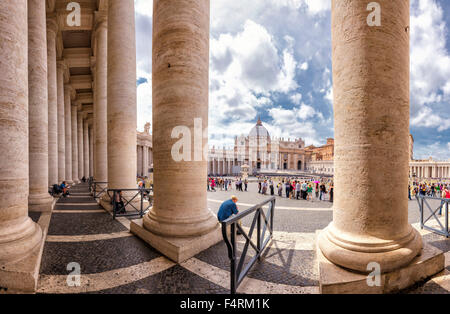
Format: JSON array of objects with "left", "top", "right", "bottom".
[
  {"left": 409, "top": 181, "right": 450, "bottom": 200},
  {"left": 207, "top": 176, "right": 334, "bottom": 202}
]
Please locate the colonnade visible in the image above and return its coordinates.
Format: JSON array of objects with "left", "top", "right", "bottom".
[
  {"left": 410, "top": 164, "right": 450, "bottom": 179},
  {"left": 137, "top": 145, "right": 152, "bottom": 177},
  {"left": 0, "top": 0, "right": 444, "bottom": 293}
]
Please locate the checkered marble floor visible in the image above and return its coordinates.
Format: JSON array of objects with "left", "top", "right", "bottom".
[{"left": 34, "top": 183, "right": 450, "bottom": 294}]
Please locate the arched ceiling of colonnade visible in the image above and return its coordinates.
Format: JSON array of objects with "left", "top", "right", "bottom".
[{"left": 135, "top": 0, "right": 450, "bottom": 161}]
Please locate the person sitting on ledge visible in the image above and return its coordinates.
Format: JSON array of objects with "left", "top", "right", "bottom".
[
  {"left": 60, "top": 181, "right": 69, "bottom": 197},
  {"left": 81, "top": 176, "right": 86, "bottom": 182}
]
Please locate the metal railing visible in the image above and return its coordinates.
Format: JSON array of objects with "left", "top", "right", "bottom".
[
  {"left": 87, "top": 176, "right": 94, "bottom": 188},
  {"left": 221, "top": 197, "right": 275, "bottom": 294},
  {"left": 90, "top": 181, "right": 108, "bottom": 199},
  {"left": 416, "top": 195, "right": 450, "bottom": 237},
  {"left": 106, "top": 188, "right": 153, "bottom": 219}
]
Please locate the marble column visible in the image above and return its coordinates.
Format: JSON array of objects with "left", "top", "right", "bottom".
[
  {"left": 56, "top": 60, "right": 66, "bottom": 183},
  {"left": 140, "top": 0, "right": 218, "bottom": 245},
  {"left": 47, "top": 17, "right": 58, "bottom": 186},
  {"left": 105, "top": 0, "right": 137, "bottom": 191},
  {"left": 94, "top": 12, "right": 108, "bottom": 184},
  {"left": 64, "top": 84, "right": 73, "bottom": 183},
  {"left": 77, "top": 111, "right": 84, "bottom": 180},
  {"left": 89, "top": 123, "right": 94, "bottom": 177},
  {"left": 71, "top": 104, "right": 79, "bottom": 183},
  {"left": 83, "top": 118, "right": 89, "bottom": 179},
  {"left": 137, "top": 146, "right": 143, "bottom": 176},
  {"left": 28, "top": 0, "right": 53, "bottom": 211},
  {"left": 143, "top": 146, "right": 149, "bottom": 177},
  {"left": 319, "top": 0, "right": 422, "bottom": 274},
  {"left": 0, "top": 0, "right": 43, "bottom": 264}
]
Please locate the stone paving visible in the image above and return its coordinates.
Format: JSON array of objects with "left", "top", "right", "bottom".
[{"left": 36, "top": 182, "right": 449, "bottom": 294}]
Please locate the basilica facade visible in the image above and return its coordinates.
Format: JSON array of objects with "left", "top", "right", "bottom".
[
  {"left": 137, "top": 120, "right": 450, "bottom": 180},
  {"left": 135, "top": 118, "right": 336, "bottom": 177}
]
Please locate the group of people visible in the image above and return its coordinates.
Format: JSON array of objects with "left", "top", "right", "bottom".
[
  {"left": 409, "top": 181, "right": 450, "bottom": 200},
  {"left": 49, "top": 181, "right": 70, "bottom": 197},
  {"left": 257, "top": 177, "right": 333, "bottom": 202},
  {"left": 207, "top": 177, "right": 249, "bottom": 192}
]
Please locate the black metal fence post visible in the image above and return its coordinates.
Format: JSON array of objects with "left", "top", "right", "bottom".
[
  {"left": 230, "top": 222, "right": 237, "bottom": 294},
  {"left": 257, "top": 208, "right": 261, "bottom": 261},
  {"left": 221, "top": 196, "right": 275, "bottom": 294}
]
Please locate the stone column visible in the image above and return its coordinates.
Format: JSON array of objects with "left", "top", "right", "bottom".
[
  {"left": 77, "top": 110, "right": 84, "bottom": 180},
  {"left": 56, "top": 60, "right": 66, "bottom": 183},
  {"left": 71, "top": 104, "right": 79, "bottom": 183},
  {"left": 137, "top": 146, "right": 143, "bottom": 176},
  {"left": 0, "top": 0, "right": 43, "bottom": 266},
  {"left": 94, "top": 12, "right": 108, "bottom": 184},
  {"left": 104, "top": 0, "right": 137, "bottom": 193},
  {"left": 28, "top": 0, "right": 53, "bottom": 211},
  {"left": 83, "top": 118, "right": 89, "bottom": 179},
  {"left": 133, "top": 0, "right": 220, "bottom": 263},
  {"left": 143, "top": 146, "right": 149, "bottom": 177},
  {"left": 89, "top": 123, "right": 94, "bottom": 177},
  {"left": 319, "top": 0, "right": 422, "bottom": 277},
  {"left": 64, "top": 84, "right": 73, "bottom": 183},
  {"left": 47, "top": 18, "right": 58, "bottom": 186}
]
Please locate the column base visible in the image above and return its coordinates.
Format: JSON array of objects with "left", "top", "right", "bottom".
[
  {"left": 28, "top": 193, "right": 56, "bottom": 212},
  {"left": 130, "top": 218, "right": 222, "bottom": 263},
  {"left": 0, "top": 212, "right": 52, "bottom": 293},
  {"left": 316, "top": 231, "right": 445, "bottom": 294}
]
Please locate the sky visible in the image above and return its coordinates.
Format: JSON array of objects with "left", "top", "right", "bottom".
[{"left": 134, "top": 0, "right": 450, "bottom": 161}]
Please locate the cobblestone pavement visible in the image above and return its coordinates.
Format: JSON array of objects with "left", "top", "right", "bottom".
[{"left": 36, "top": 182, "right": 449, "bottom": 294}]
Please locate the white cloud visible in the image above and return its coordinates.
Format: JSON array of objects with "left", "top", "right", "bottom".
[
  {"left": 134, "top": 0, "right": 153, "bottom": 18},
  {"left": 411, "top": 106, "right": 450, "bottom": 131},
  {"left": 136, "top": 76, "right": 152, "bottom": 132},
  {"left": 290, "top": 93, "right": 303, "bottom": 105},
  {"left": 410, "top": 0, "right": 450, "bottom": 113},
  {"left": 299, "top": 62, "right": 309, "bottom": 71},
  {"left": 414, "top": 141, "right": 450, "bottom": 161}
]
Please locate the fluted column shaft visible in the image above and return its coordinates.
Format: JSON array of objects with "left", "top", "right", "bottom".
[
  {"left": 28, "top": 0, "right": 53, "bottom": 211},
  {"left": 56, "top": 61, "right": 65, "bottom": 182},
  {"left": 64, "top": 85, "right": 72, "bottom": 183},
  {"left": 0, "top": 0, "right": 43, "bottom": 263},
  {"left": 71, "top": 105, "right": 79, "bottom": 182},
  {"left": 144, "top": 0, "right": 217, "bottom": 237},
  {"left": 318, "top": 0, "right": 421, "bottom": 274},
  {"left": 77, "top": 111, "right": 84, "bottom": 179},
  {"left": 94, "top": 15, "right": 108, "bottom": 183},
  {"left": 47, "top": 18, "right": 58, "bottom": 186},
  {"left": 106, "top": 0, "right": 137, "bottom": 190}
]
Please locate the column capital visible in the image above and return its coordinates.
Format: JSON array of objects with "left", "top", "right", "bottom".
[
  {"left": 46, "top": 15, "right": 58, "bottom": 37},
  {"left": 94, "top": 10, "right": 108, "bottom": 34},
  {"left": 56, "top": 59, "right": 67, "bottom": 71}
]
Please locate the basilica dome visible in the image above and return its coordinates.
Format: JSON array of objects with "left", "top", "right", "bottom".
[{"left": 249, "top": 117, "right": 270, "bottom": 139}]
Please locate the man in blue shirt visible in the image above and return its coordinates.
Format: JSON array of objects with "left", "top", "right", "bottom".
[{"left": 217, "top": 196, "right": 239, "bottom": 222}]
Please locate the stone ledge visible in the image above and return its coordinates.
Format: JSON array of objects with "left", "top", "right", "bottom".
[
  {"left": 29, "top": 197, "right": 57, "bottom": 213},
  {"left": 316, "top": 231, "right": 445, "bottom": 294},
  {"left": 130, "top": 218, "right": 223, "bottom": 263},
  {"left": 0, "top": 212, "right": 52, "bottom": 294}
]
